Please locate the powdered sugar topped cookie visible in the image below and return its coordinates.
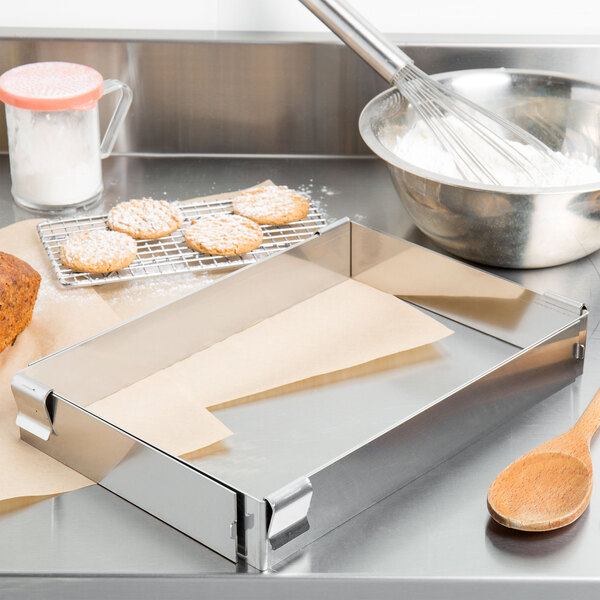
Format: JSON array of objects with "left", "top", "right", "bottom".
[
  {"left": 184, "top": 214, "right": 263, "bottom": 256},
  {"left": 60, "top": 230, "right": 137, "bottom": 273},
  {"left": 232, "top": 185, "right": 310, "bottom": 225},
  {"left": 107, "top": 198, "right": 184, "bottom": 239}
]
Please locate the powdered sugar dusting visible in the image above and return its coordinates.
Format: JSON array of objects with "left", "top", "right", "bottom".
[
  {"left": 100, "top": 271, "right": 217, "bottom": 319},
  {"left": 232, "top": 185, "right": 309, "bottom": 225},
  {"left": 108, "top": 198, "right": 184, "bottom": 239},
  {"left": 60, "top": 230, "right": 137, "bottom": 273},
  {"left": 320, "top": 185, "right": 337, "bottom": 197},
  {"left": 184, "top": 214, "right": 263, "bottom": 256},
  {"left": 36, "top": 274, "right": 96, "bottom": 306}
]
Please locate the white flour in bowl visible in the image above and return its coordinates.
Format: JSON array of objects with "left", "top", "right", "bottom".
[{"left": 390, "top": 115, "right": 600, "bottom": 187}]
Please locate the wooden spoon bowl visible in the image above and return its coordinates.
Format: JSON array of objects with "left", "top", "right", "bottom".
[{"left": 487, "top": 388, "right": 600, "bottom": 531}]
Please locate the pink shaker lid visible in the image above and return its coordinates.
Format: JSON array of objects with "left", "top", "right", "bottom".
[{"left": 0, "top": 61, "right": 103, "bottom": 111}]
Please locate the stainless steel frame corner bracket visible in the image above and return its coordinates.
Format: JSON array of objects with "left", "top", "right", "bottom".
[
  {"left": 543, "top": 291, "right": 588, "bottom": 366},
  {"left": 266, "top": 477, "right": 314, "bottom": 550},
  {"left": 543, "top": 290, "right": 587, "bottom": 316},
  {"left": 12, "top": 373, "right": 54, "bottom": 441}
]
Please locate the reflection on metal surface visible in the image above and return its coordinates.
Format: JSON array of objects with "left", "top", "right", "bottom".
[
  {"left": 20, "top": 393, "right": 240, "bottom": 562},
  {"left": 240, "top": 495, "right": 270, "bottom": 572},
  {"left": 351, "top": 222, "right": 586, "bottom": 348},
  {"left": 0, "top": 38, "right": 383, "bottom": 155},
  {"left": 360, "top": 70, "right": 600, "bottom": 268},
  {"left": 23, "top": 230, "right": 350, "bottom": 408},
  {"left": 2, "top": 37, "right": 600, "bottom": 156},
  {"left": 267, "top": 314, "right": 585, "bottom": 568}
]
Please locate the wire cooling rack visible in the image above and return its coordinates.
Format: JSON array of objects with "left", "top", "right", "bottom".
[{"left": 38, "top": 197, "right": 328, "bottom": 287}]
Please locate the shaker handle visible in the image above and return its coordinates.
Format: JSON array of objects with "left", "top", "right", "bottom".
[{"left": 99, "top": 79, "right": 133, "bottom": 159}]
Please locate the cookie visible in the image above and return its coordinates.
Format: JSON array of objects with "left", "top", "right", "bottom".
[
  {"left": 232, "top": 185, "right": 310, "bottom": 225},
  {"left": 184, "top": 214, "right": 263, "bottom": 256},
  {"left": 60, "top": 230, "right": 137, "bottom": 274},
  {"left": 107, "top": 198, "right": 184, "bottom": 239}
]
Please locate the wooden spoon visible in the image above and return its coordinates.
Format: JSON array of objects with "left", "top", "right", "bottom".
[{"left": 487, "top": 387, "right": 600, "bottom": 531}]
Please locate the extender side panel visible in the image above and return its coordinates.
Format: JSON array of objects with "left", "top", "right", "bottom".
[
  {"left": 266, "top": 317, "right": 585, "bottom": 568},
  {"left": 19, "top": 394, "right": 239, "bottom": 562}
]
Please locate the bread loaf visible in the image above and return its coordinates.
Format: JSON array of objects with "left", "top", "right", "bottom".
[{"left": 0, "top": 251, "right": 41, "bottom": 353}]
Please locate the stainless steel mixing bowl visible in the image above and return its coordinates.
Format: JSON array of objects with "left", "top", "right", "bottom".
[{"left": 359, "top": 69, "right": 600, "bottom": 268}]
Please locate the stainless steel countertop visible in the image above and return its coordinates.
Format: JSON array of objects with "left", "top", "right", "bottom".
[{"left": 1, "top": 153, "right": 600, "bottom": 599}]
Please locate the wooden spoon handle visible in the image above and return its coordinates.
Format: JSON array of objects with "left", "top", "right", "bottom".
[{"left": 573, "top": 387, "right": 600, "bottom": 444}]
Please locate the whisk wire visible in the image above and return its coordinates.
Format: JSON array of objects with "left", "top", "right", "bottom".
[
  {"left": 426, "top": 73, "right": 564, "bottom": 173},
  {"left": 400, "top": 76, "right": 500, "bottom": 184},
  {"left": 430, "top": 73, "right": 563, "bottom": 165},
  {"left": 393, "top": 63, "right": 563, "bottom": 185},
  {"left": 415, "top": 78, "right": 537, "bottom": 176}
]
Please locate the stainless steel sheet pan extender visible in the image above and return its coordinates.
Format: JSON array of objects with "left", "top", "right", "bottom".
[{"left": 12, "top": 220, "right": 588, "bottom": 570}]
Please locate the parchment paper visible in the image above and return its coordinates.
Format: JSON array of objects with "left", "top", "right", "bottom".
[
  {"left": 0, "top": 220, "right": 119, "bottom": 505},
  {"left": 0, "top": 183, "right": 453, "bottom": 511},
  {"left": 90, "top": 279, "right": 453, "bottom": 437},
  {"left": 0, "top": 185, "right": 274, "bottom": 509},
  {"left": 0, "top": 185, "right": 261, "bottom": 508},
  {"left": 355, "top": 244, "right": 524, "bottom": 299}
]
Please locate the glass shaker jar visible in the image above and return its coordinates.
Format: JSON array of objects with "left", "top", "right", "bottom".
[{"left": 0, "top": 62, "right": 132, "bottom": 211}]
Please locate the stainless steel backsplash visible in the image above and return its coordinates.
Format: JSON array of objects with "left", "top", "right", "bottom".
[{"left": 0, "top": 32, "right": 599, "bottom": 155}]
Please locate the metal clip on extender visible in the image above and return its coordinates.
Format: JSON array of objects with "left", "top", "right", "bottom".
[
  {"left": 12, "top": 373, "right": 54, "bottom": 441},
  {"left": 266, "top": 477, "right": 313, "bottom": 550}
]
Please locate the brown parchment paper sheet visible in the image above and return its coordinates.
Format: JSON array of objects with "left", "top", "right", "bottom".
[
  {"left": 355, "top": 244, "right": 524, "bottom": 300},
  {"left": 0, "top": 183, "right": 262, "bottom": 510},
  {"left": 89, "top": 279, "right": 454, "bottom": 450},
  {"left": 0, "top": 220, "right": 119, "bottom": 506},
  {"left": 0, "top": 182, "right": 453, "bottom": 512}
]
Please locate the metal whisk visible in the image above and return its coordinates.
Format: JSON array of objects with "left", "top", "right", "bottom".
[{"left": 299, "top": 0, "right": 561, "bottom": 185}]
